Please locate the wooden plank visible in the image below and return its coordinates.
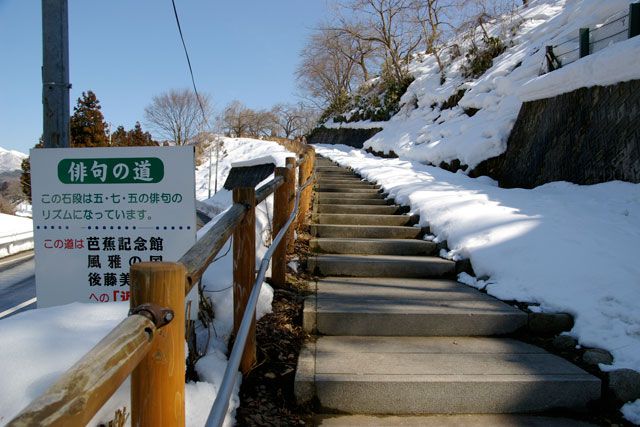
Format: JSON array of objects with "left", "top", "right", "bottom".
[
  {"left": 223, "top": 163, "right": 275, "bottom": 190},
  {"left": 130, "top": 262, "right": 186, "bottom": 427},
  {"left": 8, "top": 315, "right": 156, "bottom": 427},
  {"left": 233, "top": 187, "right": 257, "bottom": 374}
]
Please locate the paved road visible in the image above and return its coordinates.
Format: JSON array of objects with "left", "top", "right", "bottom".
[{"left": 0, "top": 251, "right": 36, "bottom": 319}]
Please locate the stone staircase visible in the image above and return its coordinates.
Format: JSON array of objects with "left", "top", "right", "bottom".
[{"left": 295, "top": 157, "right": 601, "bottom": 425}]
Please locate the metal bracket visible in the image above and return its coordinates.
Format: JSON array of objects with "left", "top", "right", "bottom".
[{"left": 129, "top": 303, "right": 174, "bottom": 329}]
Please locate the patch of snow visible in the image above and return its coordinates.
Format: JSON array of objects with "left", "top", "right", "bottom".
[
  {"left": 316, "top": 145, "right": 640, "bottom": 378},
  {"left": 231, "top": 155, "right": 279, "bottom": 168},
  {"left": 622, "top": 399, "right": 640, "bottom": 425},
  {"left": 195, "top": 136, "right": 293, "bottom": 204}
]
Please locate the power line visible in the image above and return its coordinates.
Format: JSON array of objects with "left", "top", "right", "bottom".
[{"left": 170, "top": 0, "right": 209, "bottom": 124}]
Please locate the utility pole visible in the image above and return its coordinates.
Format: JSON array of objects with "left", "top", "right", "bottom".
[{"left": 42, "top": 0, "right": 70, "bottom": 148}]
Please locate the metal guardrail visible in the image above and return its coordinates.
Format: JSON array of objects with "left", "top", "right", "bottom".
[
  {"left": 545, "top": 3, "right": 640, "bottom": 73},
  {"left": 205, "top": 171, "right": 315, "bottom": 426},
  {"left": 0, "top": 231, "right": 34, "bottom": 258}
]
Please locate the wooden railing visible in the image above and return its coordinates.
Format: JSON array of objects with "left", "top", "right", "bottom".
[{"left": 8, "top": 145, "right": 315, "bottom": 427}]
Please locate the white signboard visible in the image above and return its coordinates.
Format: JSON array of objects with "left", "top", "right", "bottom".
[{"left": 31, "top": 146, "right": 196, "bottom": 308}]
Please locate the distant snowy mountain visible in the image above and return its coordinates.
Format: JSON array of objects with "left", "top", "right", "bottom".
[{"left": 0, "top": 147, "right": 27, "bottom": 174}]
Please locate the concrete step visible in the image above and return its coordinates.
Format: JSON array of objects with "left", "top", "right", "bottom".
[
  {"left": 317, "top": 178, "right": 370, "bottom": 185},
  {"left": 316, "top": 166, "right": 351, "bottom": 172},
  {"left": 311, "top": 224, "right": 422, "bottom": 239},
  {"left": 317, "top": 192, "right": 386, "bottom": 201},
  {"left": 314, "top": 414, "right": 596, "bottom": 426},
  {"left": 317, "top": 185, "right": 381, "bottom": 193},
  {"left": 314, "top": 213, "right": 418, "bottom": 226},
  {"left": 317, "top": 187, "right": 381, "bottom": 194},
  {"left": 295, "top": 336, "right": 601, "bottom": 414},
  {"left": 315, "top": 198, "right": 392, "bottom": 206},
  {"left": 316, "top": 206, "right": 403, "bottom": 215},
  {"left": 317, "top": 182, "right": 380, "bottom": 190},
  {"left": 304, "top": 277, "right": 527, "bottom": 336},
  {"left": 316, "top": 170, "right": 358, "bottom": 176},
  {"left": 310, "top": 238, "right": 436, "bottom": 255},
  {"left": 308, "top": 254, "right": 455, "bottom": 278}
]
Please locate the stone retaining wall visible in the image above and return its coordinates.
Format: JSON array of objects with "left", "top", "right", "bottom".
[
  {"left": 471, "top": 79, "right": 640, "bottom": 188},
  {"left": 307, "top": 126, "right": 382, "bottom": 149}
]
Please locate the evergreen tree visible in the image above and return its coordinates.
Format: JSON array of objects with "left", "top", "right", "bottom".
[
  {"left": 69, "top": 90, "right": 109, "bottom": 147},
  {"left": 127, "top": 121, "right": 157, "bottom": 146},
  {"left": 110, "top": 122, "right": 158, "bottom": 146},
  {"left": 20, "top": 138, "right": 43, "bottom": 203},
  {"left": 110, "top": 125, "right": 128, "bottom": 146}
]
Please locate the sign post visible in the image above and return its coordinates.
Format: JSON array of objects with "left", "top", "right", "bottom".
[{"left": 31, "top": 146, "right": 196, "bottom": 307}]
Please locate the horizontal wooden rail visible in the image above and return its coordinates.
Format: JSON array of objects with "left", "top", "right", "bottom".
[
  {"left": 180, "top": 175, "right": 286, "bottom": 293},
  {"left": 255, "top": 175, "right": 284, "bottom": 205},
  {"left": 8, "top": 314, "right": 158, "bottom": 427},
  {"left": 180, "top": 203, "right": 247, "bottom": 293}
]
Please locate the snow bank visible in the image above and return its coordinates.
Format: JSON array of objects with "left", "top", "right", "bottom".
[
  {"left": 0, "top": 213, "right": 33, "bottom": 258},
  {"left": 353, "top": 0, "right": 633, "bottom": 169},
  {"left": 195, "top": 136, "right": 293, "bottom": 204},
  {"left": 519, "top": 35, "right": 640, "bottom": 101},
  {"left": 316, "top": 144, "right": 640, "bottom": 377},
  {"left": 0, "top": 137, "right": 294, "bottom": 426}
]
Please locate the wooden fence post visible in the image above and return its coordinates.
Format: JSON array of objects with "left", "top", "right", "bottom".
[
  {"left": 283, "top": 157, "right": 296, "bottom": 254},
  {"left": 272, "top": 165, "right": 289, "bottom": 286},
  {"left": 296, "top": 149, "right": 315, "bottom": 231},
  {"left": 130, "top": 262, "right": 186, "bottom": 427},
  {"left": 232, "top": 186, "right": 257, "bottom": 373}
]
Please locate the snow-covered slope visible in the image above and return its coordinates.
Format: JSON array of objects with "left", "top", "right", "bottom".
[
  {"left": 330, "top": 0, "right": 637, "bottom": 169},
  {"left": 0, "top": 147, "right": 26, "bottom": 174}
]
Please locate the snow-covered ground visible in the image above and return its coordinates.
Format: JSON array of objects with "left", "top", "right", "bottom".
[
  {"left": 0, "top": 213, "right": 33, "bottom": 258},
  {"left": 316, "top": 144, "right": 640, "bottom": 422},
  {"left": 353, "top": 0, "right": 636, "bottom": 169},
  {"left": 0, "top": 137, "right": 295, "bottom": 426}
]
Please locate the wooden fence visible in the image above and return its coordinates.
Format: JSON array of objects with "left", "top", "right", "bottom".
[{"left": 8, "top": 145, "right": 315, "bottom": 427}]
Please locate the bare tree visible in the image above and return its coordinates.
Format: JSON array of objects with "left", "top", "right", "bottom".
[
  {"left": 221, "top": 101, "right": 279, "bottom": 138},
  {"left": 296, "top": 28, "right": 362, "bottom": 109},
  {"left": 335, "top": 0, "right": 423, "bottom": 83},
  {"left": 273, "top": 103, "right": 320, "bottom": 139},
  {"left": 409, "top": 0, "right": 457, "bottom": 81},
  {"left": 246, "top": 109, "right": 278, "bottom": 138},
  {"left": 144, "top": 88, "right": 211, "bottom": 145},
  {"left": 221, "top": 100, "right": 251, "bottom": 137},
  {"left": 325, "top": 22, "right": 378, "bottom": 82}
]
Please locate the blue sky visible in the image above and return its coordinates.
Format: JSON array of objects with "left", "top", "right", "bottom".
[{"left": 0, "top": 0, "right": 332, "bottom": 153}]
